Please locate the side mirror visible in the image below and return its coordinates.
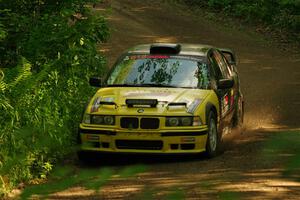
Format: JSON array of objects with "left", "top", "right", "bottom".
[
  {"left": 89, "top": 77, "right": 102, "bottom": 87},
  {"left": 228, "top": 60, "right": 236, "bottom": 66},
  {"left": 218, "top": 78, "right": 234, "bottom": 89},
  {"left": 220, "top": 49, "right": 237, "bottom": 65}
]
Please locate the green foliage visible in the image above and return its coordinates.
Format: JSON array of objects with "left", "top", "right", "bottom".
[
  {"left": 0, "top": 0, "right": 109, "bottom": 68},
  {"left": 175, "top": 0, "right": 300, "bottom": 39},
  {"left": 0, "top": 24, "right": 6, "bottom": 41},
  {"left": 165, "top": 188, "right": 185, "bottom": 200},
  {"left": 218, "top": 191, "right": 240, "bottom": 200},
  {"left": 263, "top": 130, "right": 300, "bottom": 176},
  {"left": 119, "top": 164, "right": 148, "bottom": 178},
  {"left": 20, "top": 164, "right": 147, "bottom": 199},
  {"left": 0, "top": 0, "right": 109, "bottom": 197}
]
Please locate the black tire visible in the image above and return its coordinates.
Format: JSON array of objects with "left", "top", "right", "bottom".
[
  {"left": 205, "top": 112, "right": 220, "bottom": 158},
  {"left": 77, "top": 151, "right": 96, "bottom": 164}
]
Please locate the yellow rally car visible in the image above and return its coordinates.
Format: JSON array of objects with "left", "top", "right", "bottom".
[{"left": 78, "top": 43, "right": 244, "bottom": 160}]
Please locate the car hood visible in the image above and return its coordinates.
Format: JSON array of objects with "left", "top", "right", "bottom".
[{"left": 88, "top": 87, "right": 210, "bottom": 115}]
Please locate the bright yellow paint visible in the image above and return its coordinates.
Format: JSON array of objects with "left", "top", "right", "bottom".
[{"left": 79, "top": 87, "right": 220, "bottom": 154}]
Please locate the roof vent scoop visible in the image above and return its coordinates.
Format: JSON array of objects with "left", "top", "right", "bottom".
[{"left": 150, "top": 43, "right": 181, "bottom": 55}]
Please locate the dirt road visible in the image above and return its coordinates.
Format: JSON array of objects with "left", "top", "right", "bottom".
[{"left": 26, "top": 0, "right": 300, "bottom": 199}]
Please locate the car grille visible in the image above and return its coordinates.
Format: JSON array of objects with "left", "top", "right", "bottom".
[
  {"left": 115, "top": 140, "right": 163, "bottom": 150},
  {"left": 121, "top": 117, "right": 139, "bottom": 129},
  {"left": 120, "top": 117, "right": 160, "bottom": 129},
  {"left": 140, "top": 118, "right": 159, "bottom": 129}
]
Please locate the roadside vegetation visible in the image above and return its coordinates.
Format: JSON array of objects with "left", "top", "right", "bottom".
[
  {"left": 0, "top": 0, "right": 109, "bottom": 196},
  {"left": 172, "top": 0, "right": 300, "bottom": 46}
]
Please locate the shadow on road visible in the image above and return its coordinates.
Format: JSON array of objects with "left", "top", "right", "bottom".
[
  {"left": 77, "top": 153, "right": 206, "bottom": 168},
  {"left": 19, "top": 129, "right": 300, "bottom": 200}
]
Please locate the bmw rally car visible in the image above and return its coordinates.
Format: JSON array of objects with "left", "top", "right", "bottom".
[{"left": 78, "top": 43, "right": 244, "bottom": 160}]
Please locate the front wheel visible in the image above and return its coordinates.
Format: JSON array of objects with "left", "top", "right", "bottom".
[
  {"left": 205, "top": 112, "right": 220, "bottom": 158},
  {"left": 77, "top": 151, "right": 96, "bottom": 164}
]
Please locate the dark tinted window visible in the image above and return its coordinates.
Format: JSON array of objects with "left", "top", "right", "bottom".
[
  {"left": 222, "top": 53, "right": 237, "bottom": 75},
  {"left": 213, "top": 51, "right": 230, "bottom": 78},
  {"left": 208, "top": 53, "right": 222, "bottom": 80}
]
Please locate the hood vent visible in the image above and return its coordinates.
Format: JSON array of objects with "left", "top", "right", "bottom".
[
  {"left": 150, "top": 43, "right": 181, "bottom": 55},
  {"left": 167, "top": 102, "right": 187, "bottom": 107},
  {"left": 126, "top": 99, "right": 158, "bottom": 108}
]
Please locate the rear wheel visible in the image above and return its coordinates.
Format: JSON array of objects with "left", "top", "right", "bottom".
[
  {"left": 233, "top": 96, "right": 244, "bottom": 128},
  {"left": 205, "top": 112, "right": 220, "bottom": 158}
]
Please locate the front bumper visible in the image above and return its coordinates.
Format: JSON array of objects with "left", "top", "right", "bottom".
[{"left": 78, "top": 124, "right": 208, "bottom": 154}]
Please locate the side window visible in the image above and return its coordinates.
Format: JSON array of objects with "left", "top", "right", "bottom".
[
  {"left": 208, "top": 53, "right": 222, "bottom": 80},
  {"left": 222, "top": 52, "right": 235, "bottom": 64},
  {"left": 213, "top": 51, "right": 230, "bottom": 79},
  {"left": 221, "top": 53, "right": 233, "bottom": 76}
]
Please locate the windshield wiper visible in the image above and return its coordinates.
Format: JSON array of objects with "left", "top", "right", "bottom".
[
  {"left": 106, "top": 83, "right": 136, "bottom": 87},
  {"left": 137, "top": 83, "right": 178, "bottom": 88},
  {"left": 106, "top": 83, "right": 178, "bottom": 88}
]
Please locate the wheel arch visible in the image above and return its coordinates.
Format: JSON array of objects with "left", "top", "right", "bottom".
[{"left": 205, "top": 103, "right": 218, "bottom": 125}]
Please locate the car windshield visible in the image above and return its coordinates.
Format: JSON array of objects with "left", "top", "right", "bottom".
[{"left": 106, "top": 55, "right": 210, "bottom": 89}]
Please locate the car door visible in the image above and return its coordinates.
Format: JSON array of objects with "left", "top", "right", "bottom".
[
  {"left": 221, "top": 51, "right": 240, "bottom": 103},
  {"left": 220, "top": 49, "right": 244, "bottom": 126},
  {"left": 208, "top": 50, "right": 234, "bottom": 125}
]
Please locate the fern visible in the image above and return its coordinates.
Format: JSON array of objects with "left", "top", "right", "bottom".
[
  {"left": 0, "top": 0, "right": 109, "bottom": 196},
  {"left": 0, "top": 69, "right": 13, "bottom": 123},
  {"left": 2, "top": 58, "right": 32, "bottom": 91},
  {"left": 0, "top": 69, "right": 7, "bottom": 91},
  {"left": 0, "top": 96, "right": 12, "bottom": 111}
]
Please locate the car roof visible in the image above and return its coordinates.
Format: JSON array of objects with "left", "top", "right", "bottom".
[{"left": 127, "top": 43, "right": 214, "bottom": 57}]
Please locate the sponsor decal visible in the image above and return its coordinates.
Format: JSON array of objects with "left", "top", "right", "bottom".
[
  {"left": 187, "top": 99, "right": 202, "bottom": 114},
  {"left": 181, "top": 137, "right": 196, "bottom": 143},
  {"left": 90, "top": 97, "right": 101, "bottom": 113},
  {"left": 221, "top": 94, "right": 230, "bottom": 116},
  {"left": 86, "top": 135, "right": 99, "bottom": 141},
  {"left": 128, "top": 55, "right": 202, "bottom": 62},
  {"left": 129, "top": 55, "right": 170, "bottom": 60},
  {"left": 124, "top": 91, "right": 171, "bottom": 97},
  {"left": 230, "top": 89, "right": 234, "bottom": 106}
]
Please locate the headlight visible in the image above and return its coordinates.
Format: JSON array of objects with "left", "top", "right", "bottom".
[
  {"left": 167, "top": 117, "right": 180, "bottom": 126},
  {"left": 181, "top": 117, "right": 193, "bottom": 126},
  {"left": 92, "top": 115, "right": 104, "bottom": 124},
  {"left": 82, "top": 114, "right": 115, "bottom": 125},
  {"left": 91, "top": 115, "right": 115, "bottom": 125},
  {"left": 103, "top": 116, "right": 114, "bottom": 125},
  {"left": 166, "top": 116, "right": 202, "bottom": 126}
]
